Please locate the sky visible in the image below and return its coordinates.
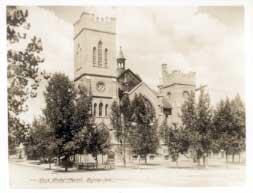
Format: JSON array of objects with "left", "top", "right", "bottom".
[{"left": 16, "top": 6, "right": 244, "bottom": 123}]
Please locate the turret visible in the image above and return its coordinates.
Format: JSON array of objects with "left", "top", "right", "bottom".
[{"left": 117, "top": 46, "right": 126, "bottom": 76}]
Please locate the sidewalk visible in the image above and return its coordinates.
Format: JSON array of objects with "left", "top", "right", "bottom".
[{"left": 9, "top": 158, "right": 65, "bottom": 171}]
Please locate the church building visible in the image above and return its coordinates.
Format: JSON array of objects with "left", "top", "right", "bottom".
[{"left": 73, "top": 12, "right": 196, "bottom": 156}]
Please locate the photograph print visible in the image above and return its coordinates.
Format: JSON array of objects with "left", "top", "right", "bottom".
[{"left": 7, "top": 5, "right": 245, "bottom": 188}]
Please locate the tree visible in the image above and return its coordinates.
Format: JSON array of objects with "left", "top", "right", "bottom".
[
  {"left": 120, "top": 94, "right": 132, "bottom": 165},
  {"left": 181, "top": 90, "right": 213, "bottom": 167},
  {"left": 230, "top": 94, "right": 245, "bottom": 162},
  {"left": 24, "top": 117, "right": 57, "bottom": 169},
  {"left": 195, "top": 89, "right": 213, "bottom": 167},
  {"left": 213, "top": 95, "right": 245, "bottom": 163},
  {"left": 181, "top": 91, "right": 197, "bottom": 162},
  {"left": 71, "top": 86, "right": 93, "bottom": 156},
  {"left": 129, "top": 94, "right": 159, "bottom": 164},
  {"left": 110, "top": 94, "right": 132, "bottom": 166},
  {"left": 43, "top": 75, "right": 93, "bottom": 171},
  {"left": 159, "top": 120, "right": 170, "bottom": 146},
  {"left": 7, "top": 6, "right": 44, "bottom": 153},
  {"left": 110, "top": 101, "right": 122, "bottom": 148},
  {"left": 43, "top": 73, "right": 76, "bottom": 172},
  {"left": 159, "top": 121, "right": 189, "bottom": 167},
  {"left": 86, "top": 123, "right": 111, "bottom": 168}
]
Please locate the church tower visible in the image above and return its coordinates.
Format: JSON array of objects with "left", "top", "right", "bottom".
[
  {"left": 158, "top": 64, "right": 196, "bottom": 125},
  {"left": 74, "top": 12, "right": 118, "bottom": 125}
]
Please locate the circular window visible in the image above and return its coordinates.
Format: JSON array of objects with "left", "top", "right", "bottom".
[{"left": 96, "top": 81, "right": 106, "bottom": 92}]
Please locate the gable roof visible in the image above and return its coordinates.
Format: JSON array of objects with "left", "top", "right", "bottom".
[
  {"left": 127, "top": 81, "right": 158, "bottom": 97},
  {"left": 117, "top": 68, "right": 142, "bottom": 82}
]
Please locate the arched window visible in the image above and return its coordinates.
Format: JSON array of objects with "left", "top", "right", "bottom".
[
  {"left": 183, "top": 91, "right": 189, "bottom": 99},
  {"left": 98, "top": 41, "right": 102, "bottom": 67},
  {"left": 105, "top": 104, "right": 108, "bottom": 116},
  {"left": 76, "top": 44, "right": 81, "bottom": 68},
  {"left": 99, "top": 103, "right": 103, "bottom": 117},
  {"left": 104, "top": 48, "right": 108, "bottom": 67},
  {"left": 167, "top": 92, "right": 171, "bottom": 99},
  {"left": 93, "top": 47, "right": 96, "bottom": 66},
  {"left": 93, "top": 103, "right": 97, "bottom": 116}
]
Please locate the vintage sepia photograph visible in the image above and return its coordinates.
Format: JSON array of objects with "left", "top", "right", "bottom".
[{"left": 7, "top": 5, "right": 245, "bottom": 188}]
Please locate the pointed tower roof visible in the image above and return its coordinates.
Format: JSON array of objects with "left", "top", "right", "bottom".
[{"left": 118, "top": 46, "right": 125, "bottom": 59}]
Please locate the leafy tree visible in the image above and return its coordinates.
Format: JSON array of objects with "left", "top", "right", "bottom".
[
  {"left": 7, "top": 6, "right": 44, "bottom": 153},
  {"left": 181, "top": 90, "right": 213, "bottom": 167},
  {"left": 181, "top": 91, "right": 197, "bottom": 162},
  {"left": 86, "top": 123, "right": 111, "bottom": 167},
  {"left": 159, "top": 120, "right": 170, "bottom": 145},
  {"left": 195, "top": 89, "right": 213, "bottom": 166},
  {"left": 24, "top": 117, "right": 57, "bottom": 169},
  {"left": 44, "top": 75, "right": 94, "bottom": 171},
  {"left": 181, "top": 91, "right": 196, "bottom": 131},
  {"left": 110, "top": 101, "right": 122, "bottom": 146},
  {"left": 43, "top": 73, "right": 76, "bottom": 172},
  {"left": 129, "top": 94, "right": 159, "bottom": 164},
  {"left": 213, "top": 95, "right": 245, "bottom": 163},
  {"left": 159, "top": 121, "right": 189, "bottom": 166},
  {"left": 72, "top": 86, "right": 92, "bottom": 134},
  {"left": 71, "top": 86, "right": 92, "bottom": 155},
  {"left": 110, "top": 94, "right": 132, "bottom": 166},
  {"left": 230, "top": 94, "right": 245, "bottom": 162}
]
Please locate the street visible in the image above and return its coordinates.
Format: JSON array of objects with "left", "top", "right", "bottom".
[{"left": 9, "top": 158, "right": 245, "bottom": 188}]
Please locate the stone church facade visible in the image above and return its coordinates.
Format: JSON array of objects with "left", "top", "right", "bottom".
[{"left": 74, "top": 12, "right": 196, "bottom": 156}]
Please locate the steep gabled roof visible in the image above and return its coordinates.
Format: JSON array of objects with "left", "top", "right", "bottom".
[
  {"left": 127, "top": 81, "right": 158, "bottom": 97},
  {"left": 117, "top": 68, "right": 142, "bottom": 82}
]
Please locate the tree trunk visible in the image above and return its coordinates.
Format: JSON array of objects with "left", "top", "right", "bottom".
[
  {"left": 238, "top": 152, "right": 241, "bottom": 163},
  {"left": 49, "top": 158, "right": 52, "bottom": 170},
  {"left": 203, "top": 156, "right": 206, "bottom": 168},
  {"left": 58, "top": 156, "right": 60, "bottom": 166},
  {"left": 102, "top": 154, "right": 104, "bottom": 164},
  {"left": 197, "top": 158, "right": 200, "bottom": 166},
  {"left": 123, "top": 138, "right": 126, "bottom": 167},
  {"left": 232, "top": 153, "right": 235, "bottom": 163},
  {"left": 225, "top": 152, "right": 228, "bottom": 168},
  {"left": 145, "top": 155, "right": 147, "bottom": 165},
  {"left": 95, "top": 155, "right": 98, "bottom": 168}
]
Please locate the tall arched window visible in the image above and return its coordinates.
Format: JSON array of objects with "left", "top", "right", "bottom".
[
  {"left": 104, "top": 48, "right": 108, "bottom": 67},
  {"left": 98, "top": 41, "right": 102, "bottom": 67},
  {"left": 183, "top": 91, "right": 189, "bottom": 99},
  {"left": 105, "top": 104, "right": 108, "bottom": 116},
  {"left": 167, "top": 92, "right": 171, "bottom": 100},
  {"left": 93, "top": 103, "right": 97, "bottom": 116},
  {"left": 77, "top": 44, "right": 81, "bottom": 68},
  {"left": 99, "top": 103, "right": 103, "bottom": 117},
  {"left": 93, "top": 47, "right": 96, "bottom": 66}
]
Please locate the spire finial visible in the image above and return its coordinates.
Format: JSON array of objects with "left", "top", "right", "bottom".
[{"left": 118, "top": 46, "right": 125, "bottom": 59}]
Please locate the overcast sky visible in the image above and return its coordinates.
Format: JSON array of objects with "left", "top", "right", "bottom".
[{"left": 18, "top": 6, "right": 244, "bottom": 123}]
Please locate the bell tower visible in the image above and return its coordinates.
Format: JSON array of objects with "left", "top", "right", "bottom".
[
  {"left": 116, "top": 46, "right": 126, "bottom": 76},
  {"left": 74, "top": 11, "right": 118, "bottom": 125}
]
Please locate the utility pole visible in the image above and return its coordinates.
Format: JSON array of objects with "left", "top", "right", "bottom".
[
  {"left": 120, "top": 79, "right": 128, "bottom": 167},
  {"left": 121, "top": 113, "right": 126, "bottom": 167}
]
